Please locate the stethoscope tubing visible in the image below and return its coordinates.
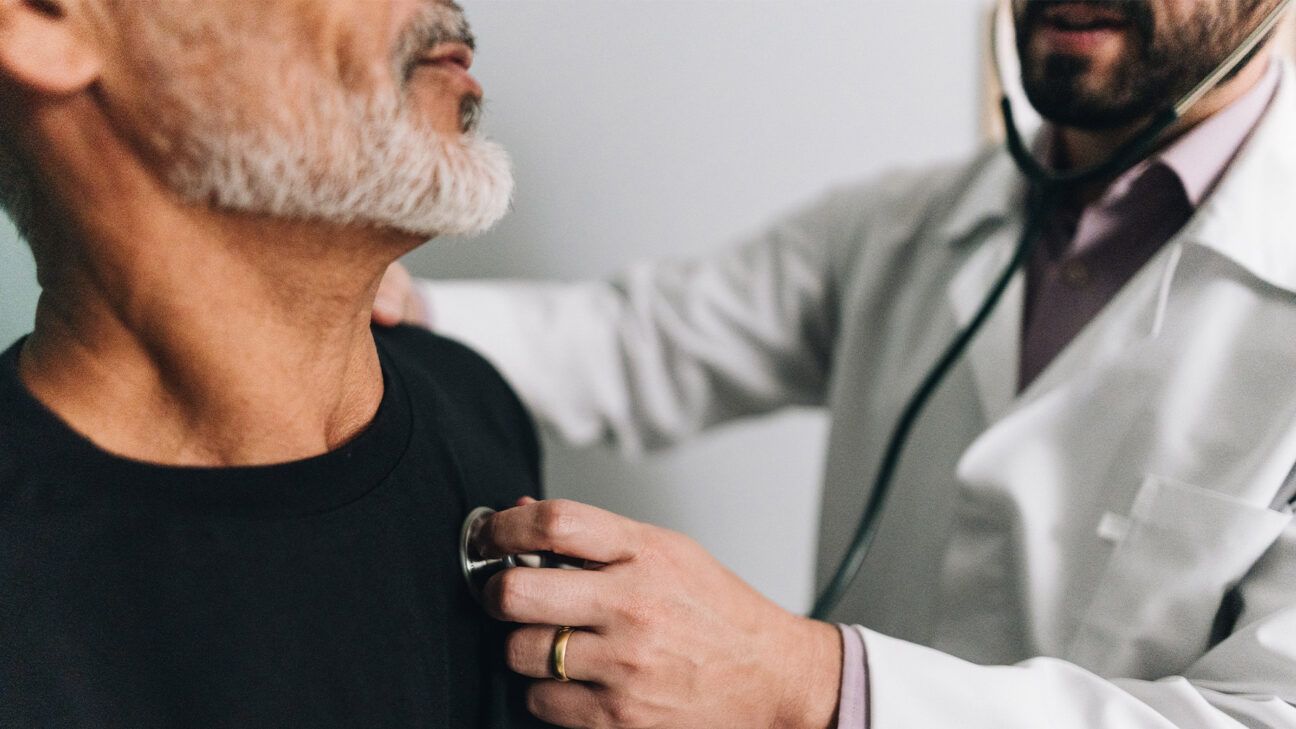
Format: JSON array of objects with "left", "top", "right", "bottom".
[
  {"left": 455, "top": 0, "right": 1295, "bottom": 620},
  {"left": 808, "top": 0, "right": 1293, "bottom": 621}
]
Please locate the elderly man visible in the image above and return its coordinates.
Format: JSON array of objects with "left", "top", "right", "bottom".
[
  {"left": 376, "top": 1, "right": 1296, "bottom": 728},
  {"left": 0, "top": 1, "right": 549, "bottom": 727}
]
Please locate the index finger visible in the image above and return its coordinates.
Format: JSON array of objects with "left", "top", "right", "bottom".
[{"left": 478, "top": 499, "right": 645, "bottom": 565}]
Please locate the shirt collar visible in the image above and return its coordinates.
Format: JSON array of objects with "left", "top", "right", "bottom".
[
  {"left": 1184, "top": 58, "right": 1296, "bottom": 294},
  {"left": 1157, "top": 59, "right": 1281, "bottom": 207},
  {"left": 1038, "top": 59, "right": 1280, "bottom": 213},
  {"left": 940, "top": 59, "right": 1296, "bottom": 294}
]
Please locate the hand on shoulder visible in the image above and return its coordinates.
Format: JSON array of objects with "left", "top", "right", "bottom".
[{"left": 372, "top": 262, "right": 430, "bottom": 328}]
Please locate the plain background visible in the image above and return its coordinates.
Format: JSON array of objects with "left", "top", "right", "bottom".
[{"left": 0, "top": 1, "right": 985, "bottom": 612}]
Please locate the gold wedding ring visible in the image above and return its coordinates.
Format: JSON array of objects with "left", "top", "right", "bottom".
[{"left": 551, "top": 626, "right": 576, "bottom": 682}]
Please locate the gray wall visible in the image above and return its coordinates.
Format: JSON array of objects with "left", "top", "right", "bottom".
[
  {"left": 0, "top": 1, "right": 985, "bottom": 612},
  {"left": 0, "top": 219, "right": 37, "bottom": 347},
  {"left": 409, "top": 0, "right": 984, "bottom": 611}
]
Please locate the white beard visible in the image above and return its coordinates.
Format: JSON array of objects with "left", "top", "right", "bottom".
[
  {"left": 162, "top": 90, "right": 514, "bottom": 239},
  {"left": 0, "top": 2, "right": 514, "bottom": 244},
  {"left": 0, "top": 99, "right": 515, "bottom": 246}
]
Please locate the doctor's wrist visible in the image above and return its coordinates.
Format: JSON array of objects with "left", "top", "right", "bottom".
[{"left": 773, "top": 616, "right": 843, "bottom": 729}]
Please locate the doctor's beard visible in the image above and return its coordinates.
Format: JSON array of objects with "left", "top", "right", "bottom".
[
  {"left": 1015, "top": 0, "right": 1277, "bottom": 131},
  {"left": 119, "top": 1, "right": 514, "bottom": 239}
]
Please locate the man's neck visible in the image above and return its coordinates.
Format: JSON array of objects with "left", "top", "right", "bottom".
[
  {"left": 1056, "top": 50, "right": 1275, "bottom": 201},
  {"left": 19, "top": 208, "right": 415, "bottom": 467}
]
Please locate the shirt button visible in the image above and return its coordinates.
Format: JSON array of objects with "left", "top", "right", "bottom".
[{"left": 1061, "top": 260, "right": 1091, "bottom": 288}]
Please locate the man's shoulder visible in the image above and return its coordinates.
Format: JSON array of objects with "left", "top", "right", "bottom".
[
  {"left": 864, "top": 144, "right": 1013, "bottom": 216},
  {"left": 788, "top": 144, "right": 1015, "bottom": 280},
  {"left": 376, "top": 324, "right": 544, "bottom": 499},
  {"left": 0, "top": 339, "right": 31, "bottom": 476},
  {"left": 374, "top": 324, "right": 541, "bottom": 469},
  {"left": 375, "top": 325, "right": 528, "bottom": 417},
  {"left": 376, "top": 323, "right": 507, "bottom": 383},
  {"left": 796, "top": 144, "right": 1015, "bottom": 251}
]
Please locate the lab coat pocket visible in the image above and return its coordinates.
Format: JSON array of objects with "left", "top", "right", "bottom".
[{"left": 1068, "top": 475, "right": 1291, "bottom": 680}]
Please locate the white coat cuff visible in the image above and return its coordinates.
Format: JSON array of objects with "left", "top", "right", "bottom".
[
  {"left": 837, "top": 624, "right": 870, "bottom": 728},
  {"left": 856, "top": 627, "right": 1187, "bottom": 728}
]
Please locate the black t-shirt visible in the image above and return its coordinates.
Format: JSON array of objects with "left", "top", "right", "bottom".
[{"left": 0, "top": 326, "right": 553, "bottom": 729}]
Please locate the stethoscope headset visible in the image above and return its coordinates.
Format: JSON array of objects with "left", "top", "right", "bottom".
[{"left": 460, "top": 0, "right": 1296, "bottom": 621}]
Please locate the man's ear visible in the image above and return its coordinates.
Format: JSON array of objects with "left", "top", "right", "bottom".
[{"left": 0, "top": 0, "right": 101, "bottom": 96}]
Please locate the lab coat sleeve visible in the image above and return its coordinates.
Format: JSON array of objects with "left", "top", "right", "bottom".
[
  {"left": 420, "top": 187, "right": 871, "bottom": 454},
  {"left": 855, "top": 517, "right": 1296, "bottom": 729}
]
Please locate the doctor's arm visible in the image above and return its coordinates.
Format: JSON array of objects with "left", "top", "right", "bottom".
[
  {"left": 382, "top": 187, "right": 869, "bottom": 454},
  {"left": 478, "top": 500, "right": 1296, "bottom": 729}
]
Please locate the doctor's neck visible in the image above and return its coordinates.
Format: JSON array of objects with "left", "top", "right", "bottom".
[{"left": 1054, "top": 47, "right": 1276, "bottom": 198}]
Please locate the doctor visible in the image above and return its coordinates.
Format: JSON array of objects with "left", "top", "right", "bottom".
[{"left": 379, "top": 1, "right": 1296, "bottom": 727}]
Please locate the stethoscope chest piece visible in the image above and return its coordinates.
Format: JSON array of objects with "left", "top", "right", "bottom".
[
  {"left": 460, "top": 505, "right": 592, "bottom": 606},
  {"left": 460, "top": 507, "right": 516, "bottom": 605}
]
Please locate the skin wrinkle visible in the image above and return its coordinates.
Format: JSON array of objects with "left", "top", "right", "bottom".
[{"left": 1, "top": 0, "right": 512, "bottom": 465}]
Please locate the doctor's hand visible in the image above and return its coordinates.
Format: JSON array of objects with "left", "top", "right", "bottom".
[
  {"left": 371, "top": 262, "right": 429, "bottom": 327},
  {"left": 478, "top": 498, "right": 843, "bottom": 729}
]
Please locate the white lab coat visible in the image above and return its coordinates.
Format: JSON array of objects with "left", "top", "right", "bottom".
[{"left": 426, "top": 62, "right": 1296, "bottom": 728}]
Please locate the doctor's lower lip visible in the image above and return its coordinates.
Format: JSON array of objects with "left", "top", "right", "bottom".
[
  {"left": 1034, "top": 2, "right": 1133, "bottom": 55},
  {"left": 1037, "top": 23, "right": 1130, "bottom": 54}
]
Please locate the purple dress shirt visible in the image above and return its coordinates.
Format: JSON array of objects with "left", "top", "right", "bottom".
[
  {"left": 834, "top": 62, "right": 1280, "bottom": 729},
  {"left": 1020, "top": 63, "right": 1280, "bottom": 389}
]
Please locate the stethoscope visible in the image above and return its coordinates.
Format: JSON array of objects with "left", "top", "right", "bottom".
[
  {"left": 460, "top": 507, "right": 514, "bottom": 603},
  {"left": 460, "top": 507, "right": 588, "bottom": 603},
  {"left": 461, "top": 0, "right": 1295, "bottom": 618}
]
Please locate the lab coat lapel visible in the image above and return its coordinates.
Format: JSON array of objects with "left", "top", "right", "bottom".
[
  {"left": 945, "top": 229, "right": 1025, "bottom": 422},
  {"left": 937, "top": 61, "right": 1296, "bottom": 667},
  {"left": 1016, "top": 59, "right": 1296, "bottom": 417},
  {"left": 1185, "top": 59, "right": 1296, "bottom": 295},
  {"left": 942, "top": 58, "right": 1296, "bottom": 426},
  {"left": 940, "top": 155, "right": 1027, "bottom": 423},
  {"left": 936, "top": 237, "right": 1181, "bottom": 661}
]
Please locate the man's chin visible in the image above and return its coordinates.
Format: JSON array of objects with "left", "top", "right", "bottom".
[{"left": 386, "top": 193, "right": 515, "bottom": 241}]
